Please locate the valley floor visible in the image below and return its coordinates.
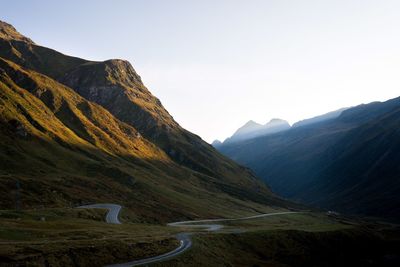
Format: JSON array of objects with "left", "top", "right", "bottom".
[
  {"left": 1, "top": 207, "right": 399, "bottom": 267},
  {"left": 0, "top": 208, "right": 179, "bottom": 266}
]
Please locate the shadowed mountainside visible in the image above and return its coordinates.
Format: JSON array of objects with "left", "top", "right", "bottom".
[
  {"left": 218, "top": 97, "right": 400, "bottom": 221},
  {"left": 292, "top": 107, "right": 348, "bottom": 128}
]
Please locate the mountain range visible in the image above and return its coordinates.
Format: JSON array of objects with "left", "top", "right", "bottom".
[
  {"left": 223, "top": 118, "right": 290, "bottom": 144},
  {"left": 217, "top": 97, "right": 400, "bottom": 221},
  {"left": 0, "top": 20, "right": 291, "bottom": 223},
  {"left": 216, "top": 109, "right": 347, "bottom": 146}
]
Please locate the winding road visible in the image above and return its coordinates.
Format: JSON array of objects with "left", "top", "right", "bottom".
[
  {"left": 106, "top": 233, "right": 192, "bottom": 267},
  {"left": 78, "top": 204, "right": 300, "bottom": 266},
  {"left": 77, "top": 204, "right": 122, "bottom": 224}
]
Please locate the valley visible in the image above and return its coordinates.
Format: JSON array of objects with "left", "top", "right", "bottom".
[
  {"left": 2, "top": 204, "right": 398, "bottom": 266},
  {"left": 0, "top": 9, "right": 400, "bottom": 267}
]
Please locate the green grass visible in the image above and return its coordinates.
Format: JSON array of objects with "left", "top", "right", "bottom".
[
  {"left": 0, "top": 208, "right": 180, "bottom": 266},
  {"left": 221, "top": 212, "right": 353, "bottom": 232},
  {"left": 151, "top": 213, "right": 400, "bottom": 267},
  {"left": 1, "top": 208, "right": 399, "bottom": 267},
  {"left": 0, "top": 59, "right": 292, "bottom": 225},
  {"left": 0, "top": 46, "right": 292, "bottom": 227},
  {"left": 154, "top": 215, "right": 398, "bottom": 267}
]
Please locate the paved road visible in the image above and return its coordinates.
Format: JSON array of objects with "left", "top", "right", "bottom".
[
  {"left": 78, "top": 204, "right": 300, "bottom": 266},
  {"left": 168, "top": 211, "right": 300, "bottom": 231},
  {"left": 77, "top": 204, "right": 122, "bottom": 224},
  {"left": 106, "top": 233, "right": 192, "bottom": 267}
]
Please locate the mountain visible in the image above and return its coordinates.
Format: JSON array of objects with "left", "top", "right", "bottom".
[
  {"left": 224, "top": 118, "right": 290, "bottom": 143},
  {"left": 211, "top": 139, "right": 223, "bottom": 148},
  {"left": 232, "top": 120, "right": 264, "bottom": 137},
  {"left": 217, "top": 98, "right": 400, "bottom": 221},
  {"left": 0, "top": 20, "right": 291, "bottom": 222},
  {"left": 292, "top": 108, "right": 348, "bottom": 128}
]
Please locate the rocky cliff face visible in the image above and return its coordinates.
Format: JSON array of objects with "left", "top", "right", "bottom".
[
  {"left": 58, "top": 53, "right": 253, "bottom": 180},
  {"left": 60, "top": 59, "right": 178, "bottom": 137},
  {"left": 0, "top": 21, "right": 33, "bottom": 43}
]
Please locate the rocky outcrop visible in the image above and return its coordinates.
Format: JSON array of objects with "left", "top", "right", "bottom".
[
  {"left": 0, "top": 20, "right": 34, "bottom": 43},
  {"left": 59, "top": 59, "right": 177, "bottom": 136}
]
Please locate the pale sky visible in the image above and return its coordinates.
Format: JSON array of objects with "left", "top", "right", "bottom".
[{"left": 2, "top": 0, "right": 400, "bottom": 142}]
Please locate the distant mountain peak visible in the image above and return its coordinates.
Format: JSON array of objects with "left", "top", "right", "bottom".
[
  {"left": 266, "top": 118, "right": 289, "bottom": 125},
  {"left": 233, "top": 120, "right": 263, "bottom": 137},
  {"left": 245, "top": 120, "right": 261, "bottom": 126},
  {"left": 211, "top": 139, "right": 222, "bottom": 148},
  {"left": 0, "top": 20, "right": 34, "bottom": 43},
  {"left": 269, "top": 118, "right": 286, "bottom": 122},
  {"left": 224, "top": 118, "right": 290, "bottom": 144}
]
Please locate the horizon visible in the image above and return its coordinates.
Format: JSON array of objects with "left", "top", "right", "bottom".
[{"left": 2, "top": 0, "right": 400, "bottom": 142}]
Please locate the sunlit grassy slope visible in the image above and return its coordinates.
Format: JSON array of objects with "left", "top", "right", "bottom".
[{"left": 0, "top": 20, "right": 294, "bottom": 223}]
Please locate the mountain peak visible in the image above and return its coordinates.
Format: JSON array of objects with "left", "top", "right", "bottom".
[
  {"left": 211, "top": 139, "right": 223, "bottom": 148},
  {"left": 232, "top": 120, "right": 263, "bottom": 136},
  {"left": 224, "top": 118, "right": 290, "bottom": 144},
  {"left": 269, "top": 118, "right": 285, "bottom": 122},
  {"left": 0, "top": 20, "right": 34, "bottom": 43},
  {"left": 245, "top": 120, "right": 261, "bottom": 126},
  {"left": 266, "top": 118, "right": 289, "bottom": 125}
]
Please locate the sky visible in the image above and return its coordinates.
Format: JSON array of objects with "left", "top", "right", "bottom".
[{"left": 2, "top": 0, "right": 400, "bottom": 143}]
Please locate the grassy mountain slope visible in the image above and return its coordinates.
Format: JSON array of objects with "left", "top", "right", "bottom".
[
  {"left": 0, "top": 20, "right": 272, "bottom": 193},
  {"left": 0, "top": 21, "right": 290, "bottom": 223},
  {"left": 58, "top": 57, "right": 261, "bottom": 186},
  {"left": 218, "top": 97, "right": 400, "bottom": 221},
  {"left": 0, "top": 20, "right": 255, "bottom": 183}
]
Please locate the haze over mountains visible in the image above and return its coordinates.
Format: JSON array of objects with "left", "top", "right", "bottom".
[
  {"left": 0, "top": 20, "right": 291, "bottom": 222},
  {"left": 216, "top": 109, "right": 347, "bottom": 145},
  {"left": 223, "top": 119, "right": 290, "bottom": 144},
  {"left": 292, "top": 108, "right": 349, "bottom": 128},
  {"left": 217, "top": 97, "right": 400, "bottom": 221}
]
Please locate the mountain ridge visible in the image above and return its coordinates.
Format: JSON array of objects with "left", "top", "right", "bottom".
[
  {"left": 0, "top": 21, "right": 291, "bottom": 223},
  {"left": 0, "top": 20, "right": 34, "bottom": 43},
  {"left": 217, "top": 96, "right": 400, "bottom": 221},
  {"left": 223, "top": 118, "right": 290, "bottom": 144},
  {"left": 292, "top": 108, "right": 348, "bottom": 128}
]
